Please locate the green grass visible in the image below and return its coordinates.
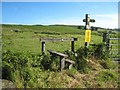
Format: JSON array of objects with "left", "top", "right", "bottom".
[
  {"left": 2, "top": 24, "right": 104, "bottom": 54},
  {"left": 2, "top": 24, "right": 118, "bottom": 58},
  {"left": 2, "top": 24, "right": 119, "bottom": 88}
]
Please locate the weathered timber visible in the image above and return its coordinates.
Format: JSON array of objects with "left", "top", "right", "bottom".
[
  {"left": 71, "top": 37, "right": 74, "bottom": 52},
  {"left": 48, "top": 50, "right": 68, "bottom": 58},
  {"left": 61, "top": 58, "right": 65, "bottom": 70},
  {"left": 40, "top": 37, "right": 77, "bottom": 53},
  {"left": 40, "top": 38, "right": 71, "bottom": 42},
  {"left": 64, "top": 59, "right": 75, "bottom": 69},
  {"left": 103, "top": 33, "right": 108, "bottom": 43},
  {"left": 109, "top": 38, "right": 120, "bottom": 40},
  {"left": 42, "top": 42, "right": 45, "bottom": 53},
  {"left": 40, "top": 38, "right": 77, "bottom": 42},
  {"left": 110, "top": 44, "right": 120, "bottom": 46},
  {"left": 64, "top": 59, "right": 75, "bottom": 64},
  {"left": 47, "top": 50, "right": 75, "bottom": 70},
  {"left": 102, "top": 33, "right": 119, "bottom": 61}
]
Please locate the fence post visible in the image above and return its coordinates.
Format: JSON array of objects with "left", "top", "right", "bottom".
[
  {"left": 102, "top": 32, "right": 107, "bottom": 43},
  {"left": 60, "top": 58, "right": 65, "bottom": 71},
  {"left": 42, "top": 41, "right": 45, "bottom": 53},
  {"left": 106, "top": 38, "right": 110, "bottom": 50},
  {"left": 71, "top": 37, "right": 74, "bottom": 52}
]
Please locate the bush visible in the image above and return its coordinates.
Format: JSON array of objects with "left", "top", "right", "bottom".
[
  {"left": 92, "top": 43, "right": 110, "bottom": 60},
  {"left": 41, "top": 54, "right": 52, "bottom": 70},
  {"left": 65, "top": 50, "right": 76, "bottom": 61},
  {"left": 76, "top": 47, "right": 90, "bottom": 73},
  {"left": 2, "top": 51, "right": 43, "bottom": 88},
  {"left": 76, "top": 47, "right": 89, "bottom": 59},
  {"left": 50, "top": 56, "right": 60, "bottom": 71}
]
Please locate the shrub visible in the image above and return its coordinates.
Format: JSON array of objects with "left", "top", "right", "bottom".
[
  {"left": 76, "top": 47, "right": 89, "bottom": 59},
  {"left": 92, "top": 43, "right": 110, "bottom": 60},
  {"left": 50, "top": 56, "right": 60, "bottom": 71},
  {"left": 76, "top": 47, "right": 90, "bottom": 73},
  {"left": 2, "top": 62, "right": 12, "bottom": 80},
  {"left": 65, "top": 50, "right": 76, "bottom": 61},
  {"left": 41, "top": 54, "right": 52, "bottom": 70}
]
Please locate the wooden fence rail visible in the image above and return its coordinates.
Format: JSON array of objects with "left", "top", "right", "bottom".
[
  {"left": 48, "top": 50, "right": 75, "bottom": 70},
  {"left": 40, "top": 37, "right": 78, "bottom": 53},
  {"left": 102, "top": 33, "right": 119, "bottom": 61}
]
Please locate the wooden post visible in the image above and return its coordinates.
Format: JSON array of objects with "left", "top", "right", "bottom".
[
  {"left": 83, "top": 14, "right": 95, "bottom": 47},
  {"left": 69, "top": 64, "right": 73, "bottom": 69},
  {"left": 71, "top": 37, "right": 74, "bottom": 52},
  {"left": 106, "top": 38, "right": 110, "bottom": 50},
  {"left": 60, "top": 58, "right": 65, "bottom": 71},
  {"left": 103, "top": 33, "right": 107, "bottom": 43},
  {"left": 85, "top": 14, "right": 90, "bottom": 47},
  {"left": 42, "top": 42, "right": 45, "bottom": 53}
]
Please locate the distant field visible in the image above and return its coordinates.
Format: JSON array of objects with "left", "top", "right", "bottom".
[{"left": 2, "top": 25, "right": 118, "bottom": 54}]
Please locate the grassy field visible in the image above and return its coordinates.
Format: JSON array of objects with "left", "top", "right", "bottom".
[
  {"left": 2, "top": 24, "right": 104, "bottom": 54},
  {"left": 2, "top": 24, "right": 119, "bottom": 88}
]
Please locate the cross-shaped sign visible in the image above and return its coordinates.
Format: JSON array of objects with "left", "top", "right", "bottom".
[
  {"left": 83, "top": 14, "right": 95, "bottom": 30},
  {"left": 83, "top": 14, "right": 95, "bottom": 47}
]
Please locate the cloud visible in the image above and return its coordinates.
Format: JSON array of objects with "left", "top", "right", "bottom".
[
  {"left": 43, "top": 14, "right": 118, "bottom": 29},
  {"left": 33, "top": 17, "right": 84, "bottom": 25},
  {"left": 93, "top": 14, "right": 118, "bottom": 29},
  {"left": 4, "top": 14, "right": 118, "bottom": 29}
]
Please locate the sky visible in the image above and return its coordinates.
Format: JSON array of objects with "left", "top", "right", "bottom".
[
  {"left": 2, "top": 2, "right": 119, "bottom": 29},
  {"left": 2, "top": 0, "right": 120, "bottom": 2}
]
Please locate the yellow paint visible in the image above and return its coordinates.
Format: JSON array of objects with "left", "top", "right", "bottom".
[{"left": 85, "top": 30, "right": 91, "bottom": 42}]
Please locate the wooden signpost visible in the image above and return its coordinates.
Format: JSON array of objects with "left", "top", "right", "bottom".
[{"left": 83, "top": 14, "right": 95, "bottom": 47}]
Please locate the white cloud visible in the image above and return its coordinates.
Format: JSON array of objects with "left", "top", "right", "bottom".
[
  {"left": 42, "top": 14, "right": 118, "bottom": 29},
  {"left": 4, "top": 14, "right": 118, "bottom": 29},
  {"left": 93, "top": 14, "right": 118, "bottom": 29}
]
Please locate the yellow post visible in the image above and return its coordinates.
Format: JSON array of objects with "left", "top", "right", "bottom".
[
  {"left": 83, "top": 14, "right": 95, "bottom": 47},
  {"left": 85, "top": 30, "right": 91, "bottom": 43}
]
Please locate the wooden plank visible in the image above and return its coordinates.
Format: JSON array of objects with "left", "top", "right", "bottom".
[
  {"left": 110, "top": 38, "right": 120, "bottom": 40},
  {"left": 111, "top": 49, "right": 118, "bottom": 51},
  {"left": 61, "top": 58, "right": 65, "bottom": 70},
  {"left": 69, "top": 64, "right": 73, "bottom": 69},
  {"left": 40, "top": 38, "right": 78, "bottom": 42},
  {"left": 64, "top": 59, "right": 75, "bottom": 64},
  {"left": 110, "top": 44, "right": 120, "bottom": 46},
  {"left": 40, "top": 38, "right": 71, "bottom": 42},
  {"left": 47, "top": 50, "right": 68, "bottom": 58}
]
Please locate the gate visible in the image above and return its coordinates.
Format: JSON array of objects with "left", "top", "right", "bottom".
[{"left": 102, "top": 32, "right": 120, "bottom": 61}]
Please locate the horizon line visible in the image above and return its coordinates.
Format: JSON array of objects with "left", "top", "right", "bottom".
[{"left": 1, "top": 23, "right": 119, "bottom": 29}]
